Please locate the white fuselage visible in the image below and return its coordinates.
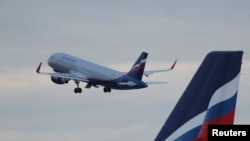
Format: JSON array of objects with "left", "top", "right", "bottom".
[{"left": 48, "top": 53, "right": 123, "bottom": 81}]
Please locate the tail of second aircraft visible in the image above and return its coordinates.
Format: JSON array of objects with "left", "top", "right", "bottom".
[
  {"left": 154, "top": 51, "right": 243, "bottom": 141},
  {"left": 127, "top": 52, "right": 148, "bottom": 80}
]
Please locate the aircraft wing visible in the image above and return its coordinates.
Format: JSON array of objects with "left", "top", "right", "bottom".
[
  {"left": 144, "top": 60, "right": 177, "bottom": 77},
  {"left": 51, "top": 71, "right": 89, "bottom": 82},
  {"left": 36, "top": 62, "right": 89, "bottom": 82}
]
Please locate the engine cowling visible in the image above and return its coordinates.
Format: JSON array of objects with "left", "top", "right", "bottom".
[{"left": 51, "top": 76, "right": 68, "bottom": 84}]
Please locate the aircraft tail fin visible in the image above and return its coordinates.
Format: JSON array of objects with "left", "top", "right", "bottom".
[
  {"left": 154, "top": 51, "right": 243, "bottom": 141},
  {"left": 127, "top": 52, "right": 148, "bottom": 80}
]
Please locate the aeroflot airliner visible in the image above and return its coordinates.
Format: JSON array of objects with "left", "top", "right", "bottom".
[{"left": 36, "top": 52, "right": 177, "bottom": 93}]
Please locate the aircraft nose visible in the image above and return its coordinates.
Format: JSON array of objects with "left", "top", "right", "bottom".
[{"left": 48, "top": 54, "right": 57, "bottom": 66}]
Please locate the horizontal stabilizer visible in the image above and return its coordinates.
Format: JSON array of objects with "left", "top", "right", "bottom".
[
  {"left": 118, "top": 81, "right": 137, "bottom": 86},
  {"left": 146, "top": 81, "right": 167, "bottom": 85}
]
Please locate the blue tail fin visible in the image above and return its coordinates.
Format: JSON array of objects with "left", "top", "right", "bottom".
[
  {"left": 154, "top": 51, "right": 243, "bottom": 141},
  {"left": 127, "top": 52, "right": 148, "bottom": 80}
]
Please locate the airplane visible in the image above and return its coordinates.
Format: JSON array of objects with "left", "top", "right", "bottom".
[
  {"left": 36, "top": 52, "right": 177, "bottom": 93},
  {"left": 154, "top": 51, "right": 243, "bottom": 141}
]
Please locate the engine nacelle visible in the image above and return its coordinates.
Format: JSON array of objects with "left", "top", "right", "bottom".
[{"left": 51, "top": 76, "right": 68, "bottom": 84}]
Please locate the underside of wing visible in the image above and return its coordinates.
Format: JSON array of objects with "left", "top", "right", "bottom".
[{"left": 51, "top": 72, "right": 89, "bottom": 82}]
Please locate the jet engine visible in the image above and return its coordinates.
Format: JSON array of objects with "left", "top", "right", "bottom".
[{"left": 51, "top": 76, "right": 68, "bottom": 84}]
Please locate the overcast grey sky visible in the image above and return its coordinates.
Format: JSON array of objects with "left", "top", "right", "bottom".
[{"left": 0, "top": 1, "right": 250, "bottom": 141}]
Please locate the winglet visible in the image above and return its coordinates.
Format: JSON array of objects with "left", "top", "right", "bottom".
[
  {"left": 36, "top": 62, "right": 42, "bottom": 73},
  {"left": 170, "top": 60, "right": 177, "bottom": 70}
]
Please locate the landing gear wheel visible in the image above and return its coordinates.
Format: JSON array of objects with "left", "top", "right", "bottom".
[
  {"left": 103, "top": 87, "right": 111, "bottom": 93},
  {"left": 74, "top": 88, "right": 82, "bottom": 93}
]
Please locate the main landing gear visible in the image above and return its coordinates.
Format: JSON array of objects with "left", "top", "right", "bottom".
[
  {"left": 73, "top": 80, "right": 112, "bottom": 93},
  {"left": 74, "top": 87, "right": 82, "bottom": 93},
  {"left": 74, "top": 80, "right": 82, "bottom": 94},
  {"left": 103, "top": 87, "right": 111, "bottom": 93}
]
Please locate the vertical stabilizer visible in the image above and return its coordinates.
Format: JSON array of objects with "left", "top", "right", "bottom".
[
  {"left": 155, "top": 51, "right": 243, "bottom": 141},
  {"left": 127, "top": 52, "right": 148, "bottom": 80}
]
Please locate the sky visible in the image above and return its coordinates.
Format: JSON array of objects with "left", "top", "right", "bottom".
[{"left": 0, "top": 0, "right": 250, "bottom": 141}]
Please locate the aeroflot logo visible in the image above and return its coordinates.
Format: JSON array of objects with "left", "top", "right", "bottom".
[
  {"left": 208, "top": 125, "right": 250, "bottom": 140},
  {"left": 131, "top": 59, "right": 146, "bottom": 70}
]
